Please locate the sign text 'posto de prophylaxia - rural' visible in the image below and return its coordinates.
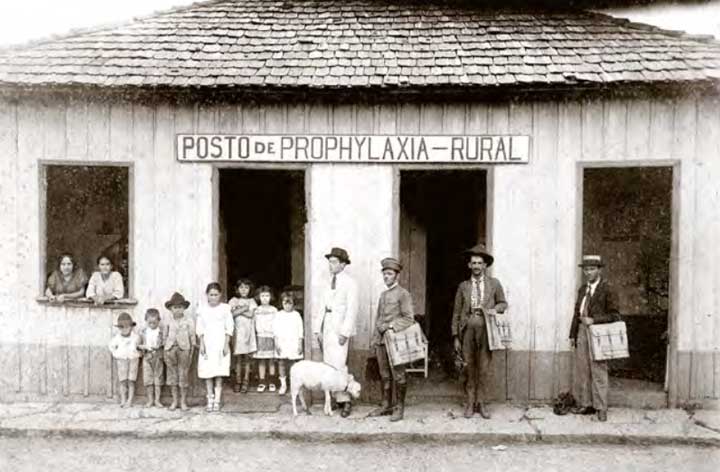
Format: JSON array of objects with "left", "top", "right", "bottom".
[{"left": 176, "top": 135, "right": 530, "bottom": 163}]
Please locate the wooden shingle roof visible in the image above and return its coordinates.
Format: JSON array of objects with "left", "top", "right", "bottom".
[{"left": 1, "top": 0, "right": 719, "bottom": 91}]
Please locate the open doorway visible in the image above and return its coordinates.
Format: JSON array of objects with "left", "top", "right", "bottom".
[
  {"left": 399, "top": 169, "right": 487, "bottom": 396},
  {"left": 582, "top": 166, "right": 672, "bottom": 407},
  {"left": 219, "top": 169, "right": 306, "bottom": 310}
]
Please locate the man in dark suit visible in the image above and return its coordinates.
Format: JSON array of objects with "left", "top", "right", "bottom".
[
  {"left": 569, "top": 255, "right": 620, "bottom": 422},
  {"left": 452, "top": 244, "right": 508, "bottom": 419}
]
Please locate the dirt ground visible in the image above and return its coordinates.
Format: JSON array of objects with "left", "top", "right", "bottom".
[{"left": 1, "top": 436, "right": 718, "bottom": 472}]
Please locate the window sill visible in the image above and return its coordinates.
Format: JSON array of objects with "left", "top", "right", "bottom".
[{"left": 36, "top": 297, "right": 138, "bottom": 309}]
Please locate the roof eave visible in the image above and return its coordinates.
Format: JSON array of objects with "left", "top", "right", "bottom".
[{"left": 0, "top": 79, "right": 718, "bottom": 105}]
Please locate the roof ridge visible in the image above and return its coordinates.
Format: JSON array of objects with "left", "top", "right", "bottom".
[
  {"left": 0, "top": 0, "right": 231, "bottom": 52},
  {"left": 587, "top": 10, "right": 720, "bottom": 46}
]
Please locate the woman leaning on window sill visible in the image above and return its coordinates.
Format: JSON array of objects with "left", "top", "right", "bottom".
[
  {"left": 86, "top": 254, "right": 125, "bottom": 305},
  {"left": 45, "top": 253, "right": 88, "bottom": 302}
]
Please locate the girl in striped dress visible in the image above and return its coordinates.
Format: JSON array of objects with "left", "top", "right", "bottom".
[{"left": 253, "top": 286, "right": 278, "bottom": 392}]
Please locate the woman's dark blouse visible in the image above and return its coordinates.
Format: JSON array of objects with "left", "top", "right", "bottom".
[{"left": 46, "top": 269, "right": 88, "bottom": 295}]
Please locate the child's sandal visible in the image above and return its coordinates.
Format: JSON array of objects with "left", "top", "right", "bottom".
[
  {"left": 240, "top": 383, "right": 249, "bottom": 394},
  {"left": 206, "top": 396, "right": 214, "bottom": 412},
  {"left": 257, "top": 384, "right": 266, "bottom": 393},
  {"left": 268, "top": 383, "right": 276, "bottom": 393},
  {"left": 212, "top": 401, "right": 221, "bottom": 412},
  {"left": 233, "top": 383, "right": 241, "bottom": 393}
]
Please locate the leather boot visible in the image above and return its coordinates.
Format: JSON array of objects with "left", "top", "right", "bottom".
[
  {"left": 477, "top": 401, "right": 491, "bottom": 419},
  {"left": 464, "top": 390, "right": 474, "bottom": 418},
  {"left": 390, "top": 383, "right": 407, "bottom": 422},
  {"left": 368, "top": 382, "right": 393, "bottom": 417}
]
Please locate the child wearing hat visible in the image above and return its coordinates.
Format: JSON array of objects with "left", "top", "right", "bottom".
[
  {"left": 163, "top": 292, "right": 196, "bottom": 411},
  {"left": 138, "top": 308, "right": 164, "bottom": 408},
  {"left": 108, "top": 312, "right": 141, "bottom": 408}
]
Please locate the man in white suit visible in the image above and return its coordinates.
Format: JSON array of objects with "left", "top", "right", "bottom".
[{"left": 313, "top": 247, "right": 359, "bottom": 418}]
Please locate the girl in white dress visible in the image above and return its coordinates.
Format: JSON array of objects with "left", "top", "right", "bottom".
[
  {"left": 253, "top": 286, "right": 278, "bottom": 392},
  {"left": 273, "top": 292, "right": 304, "bottom": 395},
  {"left": 196, "top": 282, "right": 234, "bottom": 412}
]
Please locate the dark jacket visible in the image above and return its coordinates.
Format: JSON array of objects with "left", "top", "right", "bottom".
[
  {"left": 451, "top": 276, "right": 508, "bottom": 338},
  {"left": 569, "top": 278, "right": 620, "bottom": 340}
]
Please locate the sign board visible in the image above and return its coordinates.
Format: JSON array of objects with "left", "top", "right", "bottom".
[{"left": 176, "top": 135, "right": 530, "bottom": 164}]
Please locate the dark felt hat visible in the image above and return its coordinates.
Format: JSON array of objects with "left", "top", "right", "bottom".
[
  {"left": 115, "top": 312, "right": 136, "bottom": 328},
  {"left": 578, "top": 255, "right": 604, "bottom": 268},
  {"left": 325, "top": 247, "right": 351, "bottom": 264},
  {"left": 164, "top": 292, "right": 190, "bottom": 309},
  {"left": 381, "top": 257, "right": 403, "bottom": 272},
  {"left": 464, "top": 243, "right": 494, "bottom": 267}
]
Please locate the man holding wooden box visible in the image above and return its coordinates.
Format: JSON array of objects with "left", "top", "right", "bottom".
[
  {"left": 368, "top": 257, "right": 417, "bottom": 422},
  {"left": 452, "top": 244, "right": 508, "bottom": 420},
  {"left": 569, "top": 255, "right": 621, "bottom": 422}
]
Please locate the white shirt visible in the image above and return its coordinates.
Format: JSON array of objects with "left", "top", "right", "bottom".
[
  {"left": 579, "top": 278, "right": 601, "bottom": 316},
  {"left": 144, "top": 326, "right": 161, "bottom": 350},
  {"left": 109, "top": 332, "right": 141, "bottom": 360}
]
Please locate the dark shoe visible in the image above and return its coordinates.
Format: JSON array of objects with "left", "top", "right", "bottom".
[
  {"left": 463, "top": 403, "right": 474, "bottom": 418},
  {"left": 477, "top": 402, "right": 491, "bottom": 420},
  {"left": 240, "top": 383, "right": 248, "bottom": 394},
  {"left": 390, "top": 383, "right": 407, "bottom": 422},
  {"left": 571, "top": 406, "right": 595, "bottom": 415},
  {"left": 597, "top": 410, "right": 607, "bottom": 422},
  {"left": 233, "top": 383, "right": 241, "bottom": 393},
  {"left": 340, "top": 401, "right": 353, "bottom": 418}
]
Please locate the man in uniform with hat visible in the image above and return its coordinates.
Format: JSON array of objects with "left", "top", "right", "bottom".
[
  {"left": 313, "top": 247, "right": 359, "bottom": 418},
  {"left": 368, "top": 257, "right": 416, "bottom": 421},
  {"left": 570, "top": 255, "right": 620, "bottom": 422},
  {"left": 452, "top": 244, "right": 507, "bottom": 419}
]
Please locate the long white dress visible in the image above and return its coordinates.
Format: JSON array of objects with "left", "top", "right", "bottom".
[
  {"left": 272, "top": 310, "right": 304, "bottom": 360},
  {"left": 196, "top": 303, "right": 234, "bottom": 379}
]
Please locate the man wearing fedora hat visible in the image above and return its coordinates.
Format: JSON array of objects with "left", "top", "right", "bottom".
[
  {"left": 368, "top": 257, "right": 416, "bottom": 421},
  {"left": 313, "top": 247, "right": 359, "bottom": 418},
  {"left": 570, "top": 255, "right": 620, "bottom": 422},
  {"left": 452, "top": 243, "right": 507, "bottom": 419}
]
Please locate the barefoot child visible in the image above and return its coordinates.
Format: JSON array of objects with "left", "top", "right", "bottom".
[
  {"left": 197, "top": 282, "right": 234, "bottom": 411},
  {"left": 253, "top": 286, "right": 278, "bottom": 392},
  {"left": 229, "top": 279, "right": 258, "bottom": 393},
  {"left": 273, "top": 292, "right": 304, "bottom": 395},
  {"left": 163, "top": 292, "right": 196, "bottom": 411},
  {"left": 139, "top": 308, "right": 164, "bottom": 408},
  {"left": 108, "top": 312, "right": 140, "bottom": 407}
]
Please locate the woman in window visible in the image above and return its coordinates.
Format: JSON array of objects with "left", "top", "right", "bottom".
[
  {"left": 86, "top": 255, "right": 125, "bottom": 305},
  {"left": 45, "top": 253, "right": 88, "bottom": 302}
]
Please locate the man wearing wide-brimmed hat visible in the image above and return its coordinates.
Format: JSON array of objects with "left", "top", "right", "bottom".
[
  {"left": 368, "top": 257, "right": 416, "bottom": 421},
  {"left": 451, "top": 243, "right": 508, "bottom": 419},
  {"left": 569, "top": 255, "right": 620, "bottom": 422},
  {"left": 312, "top": 247, "right": 358, "bottom": 418}
]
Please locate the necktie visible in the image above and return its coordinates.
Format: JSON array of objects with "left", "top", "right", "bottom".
[
  {"left": 581, "top": 284, "right": 591, "bottom": 317},
  {"left": 331, "top": 274, "right": 337, "bottom": 290}
]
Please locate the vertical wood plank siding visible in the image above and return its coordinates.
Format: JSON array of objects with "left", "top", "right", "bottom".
[{"left": 0, "top": 94, "right": 718, "bottom": 405}]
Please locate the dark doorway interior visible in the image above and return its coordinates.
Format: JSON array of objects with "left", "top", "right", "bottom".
[
  {"left": 400, "top": 170, "right": 487, "bottom": 384},
  {"left": 219, "top": 169, "right": 306, "bottom": 309},
  {"left": 583, "top": 166, "right": 672, "bottom": 399}
]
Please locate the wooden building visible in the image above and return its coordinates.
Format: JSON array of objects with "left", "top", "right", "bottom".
[{"left": 0, "top": 0, "right": 719, "bottom": 407}]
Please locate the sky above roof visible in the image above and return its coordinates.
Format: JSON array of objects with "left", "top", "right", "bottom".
[{"left": 0, "top": 0, "right": 718, "bottom": 47}]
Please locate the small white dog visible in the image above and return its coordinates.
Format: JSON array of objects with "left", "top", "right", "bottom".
[{"left": 290, "top": 360, "right": 362, "bottom": 416}]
